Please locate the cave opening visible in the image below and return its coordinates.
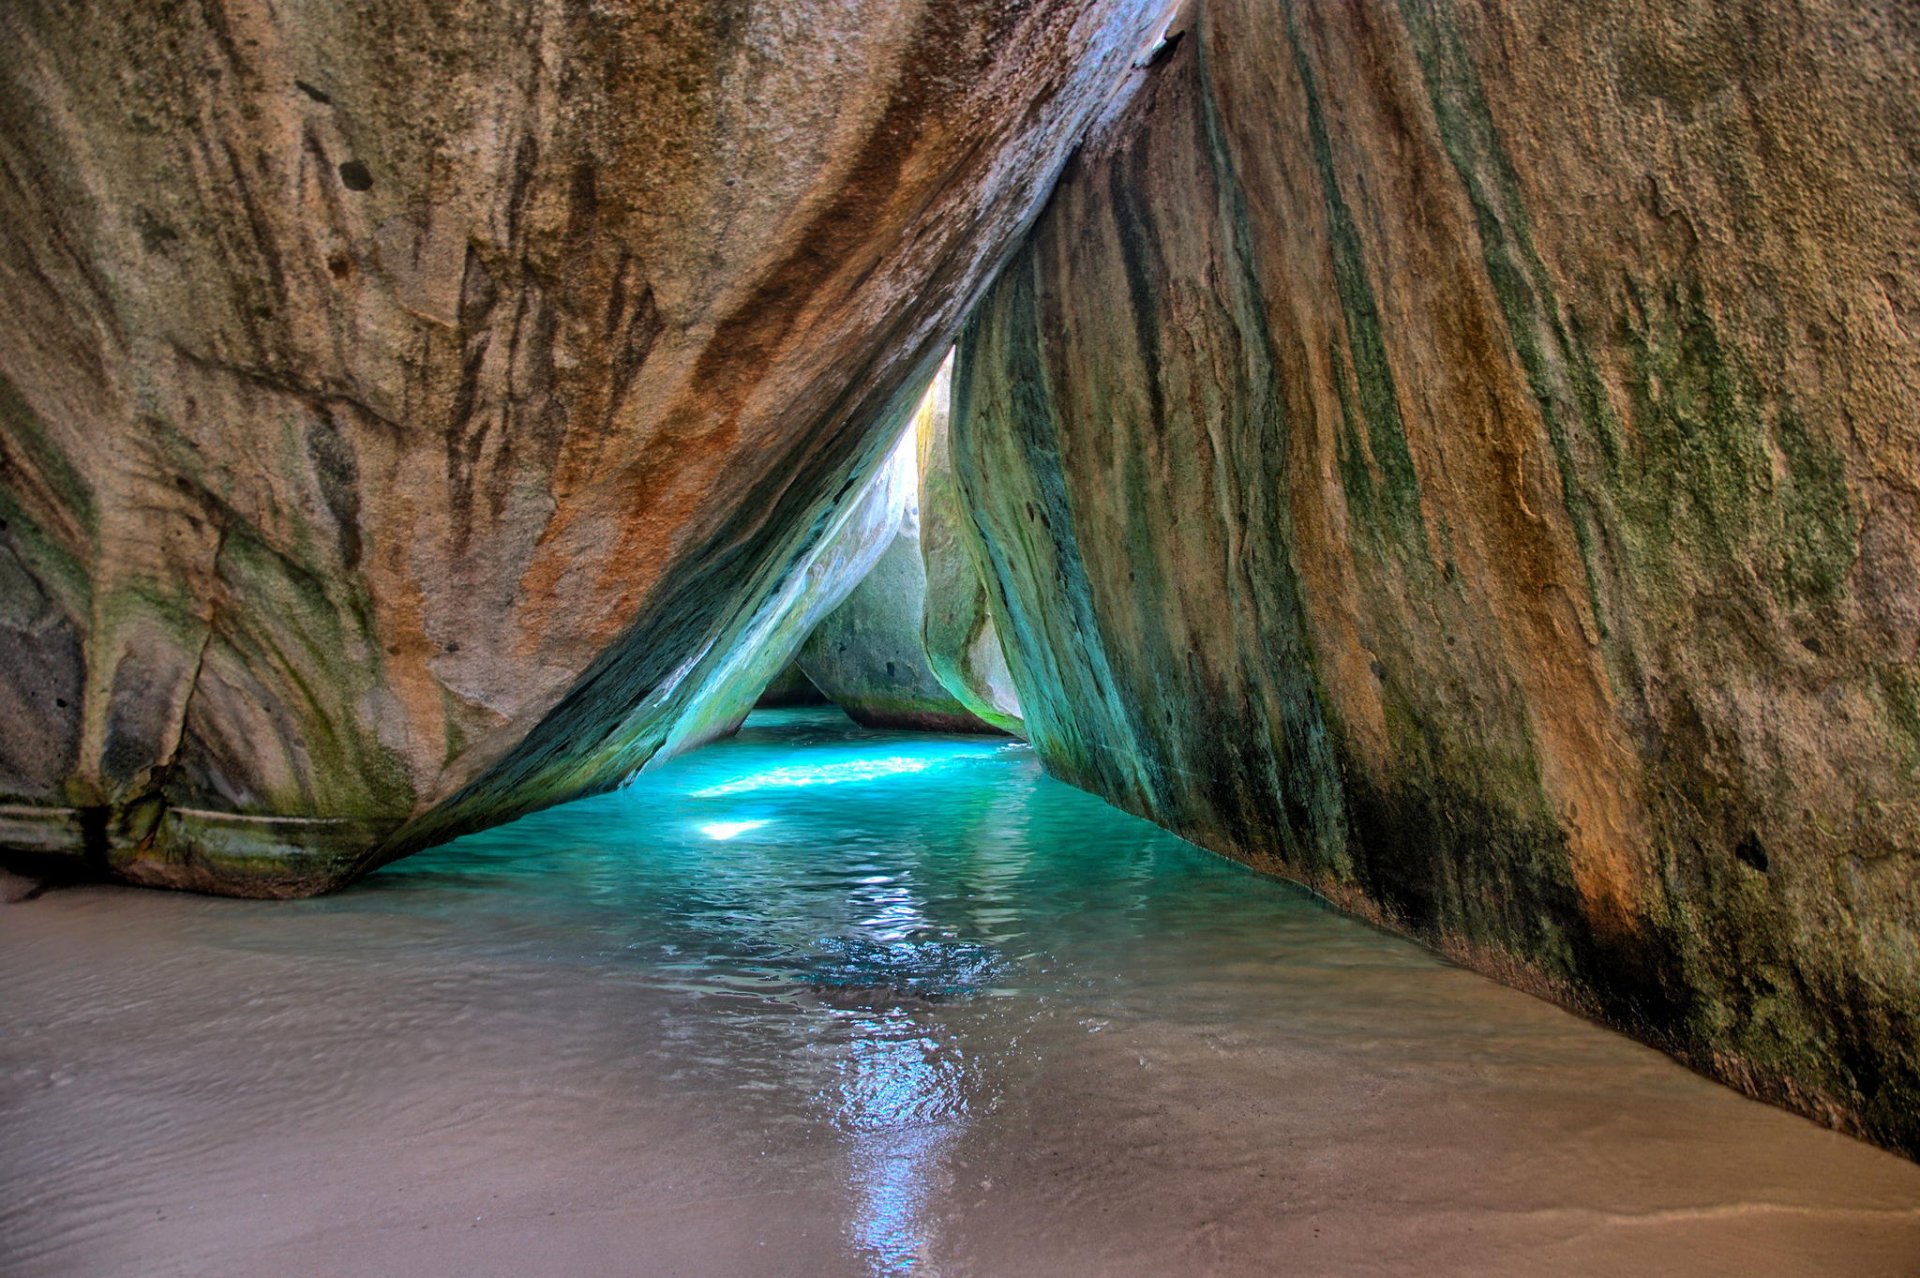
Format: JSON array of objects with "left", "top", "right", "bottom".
[{"left": 744, "top": 350, "right": 1025, "bottom": 745}]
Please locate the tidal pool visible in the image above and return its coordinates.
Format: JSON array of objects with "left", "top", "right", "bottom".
[{"left": 4, "top": 709, "right": 1918, "bottom": 1275}]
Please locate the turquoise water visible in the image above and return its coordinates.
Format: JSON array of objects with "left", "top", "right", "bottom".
[
  {"left": 341, "top": 702, "right": 1443, "bottom": 1266},
  {"left": 8, "top": 708, "right": 1920, "bottom": 1277},
  {"left": 362, "top": 706, "right": 1391, "bottom": 1003},
  {"left": 344, "top": 708, "right": 1405, "bottom": 1274}
]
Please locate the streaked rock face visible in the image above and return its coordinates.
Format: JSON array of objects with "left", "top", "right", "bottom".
[
  {"left": 916, "top": 357, "right": 1024, "bottom": 735},
  {"left": 955, "top": 1, "right": 1920, "bottom": 1155},
  {"left": 0, "top": 0, "right": 1175, "bottom": 893}
]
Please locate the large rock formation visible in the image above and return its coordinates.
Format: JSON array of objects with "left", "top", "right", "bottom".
[
  {"left": 0, "top": 0, "right": 1177, "bottom": 894},
  {"left": 754, "top": 663, "right": 828, "bottom": 710},
  {"left": 917, "top": 357, "right": 1025, "bottom": 735},
  {"left": 798, "top": 410, "right": 998, "bottom": 735},
  {"left": 800, "top": 530, "right": 997, "bottom": 734},
  {"left": 954, "top": 1, "right": 1920, "bottom": 1155}
]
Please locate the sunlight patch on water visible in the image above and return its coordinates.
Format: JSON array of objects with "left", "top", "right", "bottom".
[
  {"left": 688, "top": 755, "right": 943, "bottom": 797},
  {"left": 699, "top": 819, "right": 770, "bottom": 840}
]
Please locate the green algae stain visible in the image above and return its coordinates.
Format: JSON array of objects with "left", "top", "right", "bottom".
[
  {"left": 1280, "top": 5, "right": 1425, "bottom": 558},
  {"left": 1326, "top": 340, "right": 1381, "bottom": 533},
  {"left": 1346, "top": 680, "right": 1585, "bottom": 982},
  {"left": 1772, "top": 407, "right": 1856, "bottom": 609},
  {"left": 1620, "top": 286, "right": 1765, "bottom": 564},
  {"left": 0, "top": 484, "right": 89, "bottom": 621},
  {"left": 996, "top": 276, "right": 1164, "bottom": 813},
  {"left": 1390, "top": 0, "right": 1623, "bottom": 638},
  {"left": 0, "top": 376, "right": 96, "bottom": 615},
  {"left": 1387, "top": 1, "right": 1858, "bottom": 631},
  {"left": 0, "top": 375, "right": 97, "bottom": 534},
  {"left": 1876, "top": 666, "right": 1920, "bottom": 771},
  {"left": 1616, "top": 281, "right": 1857, "bottom": 616},
  {"left": 202, "top": 522, "right": 414, "bottom": 821}
]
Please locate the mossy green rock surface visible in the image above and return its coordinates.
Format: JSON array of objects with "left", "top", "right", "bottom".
[{"left": 955, "top": 2, "right": 1920, "bottom": 1156}]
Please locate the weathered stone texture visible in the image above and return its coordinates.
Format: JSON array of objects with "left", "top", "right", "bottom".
[
  {"left": 916, "top": 357, "right": 1024, "bottom": 735},
  {"left": 799, "top": 421, "right": 999, "bottom": 736},
  {"left": 0, "top": 0, "right": 1175, "bottom": 893},
  {"left": 955, "top": 2, "right": 1920, "bottom": 1154}
]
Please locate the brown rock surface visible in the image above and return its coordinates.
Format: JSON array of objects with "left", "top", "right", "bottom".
[
  {"left": 954, "top": 1, "right": 1920, "bottom": 1154},
  {"left": 0, "top": 0, "right": 1175, "bottom": 894}
]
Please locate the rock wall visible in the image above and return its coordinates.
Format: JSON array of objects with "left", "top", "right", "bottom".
[
  {"left": 954, "top": 1, "right": 1920, "bottom": 1154},
  {"left": 0, "top": 0, "right": 1176, "bottom": 894},
  {"left": 799, "top": 422, "right": 999, "bottom": 735},
  {"left": 643, "top": 423, "right": 917, "bottom": 763},
  {"left": 917, "top": 357, "right": 1024, "bottom": 735}
]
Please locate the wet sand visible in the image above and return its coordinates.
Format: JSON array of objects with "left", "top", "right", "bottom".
[{"left": 3, "top": 711, "right": 1917, "bottom": 1275}]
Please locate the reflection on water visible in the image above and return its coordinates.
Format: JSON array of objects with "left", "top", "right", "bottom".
[
  {"left": 329, "top": 709, "right": 1451, "bottom": 1271},
  {"left": 839, "top": 1008, "right": 966, "bottom": 1274},
  {"left": 366, "top": 710, "right": 1048, "bottom": 1272},
  {"left": 338, "top": 705, "right": 1386, "bottom": 1272},
  {"left": 10, "top": 709, "right": 1920, "bottom": 1278}
]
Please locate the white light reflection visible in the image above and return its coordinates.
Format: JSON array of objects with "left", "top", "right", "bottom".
[
  {"left": 818, "top": 871, "right": 980, "bottom": 1275},
  {"left": 836, "top": 1008, "right": 969, "bottom": 1276},
  {"left": 699, "top": 819, "right": 769, "bottom": 840},
  {"left": 689, "top": 755, "right": 939, "bottom": 798}
]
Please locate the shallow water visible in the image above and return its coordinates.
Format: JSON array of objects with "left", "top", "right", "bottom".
[{"left": 3, "top": 708, "right": 1917, "bottom": 1276}]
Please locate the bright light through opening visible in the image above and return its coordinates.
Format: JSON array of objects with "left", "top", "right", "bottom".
[{"left": 700, "top": 819, "right": 770, "bottom": 841}]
